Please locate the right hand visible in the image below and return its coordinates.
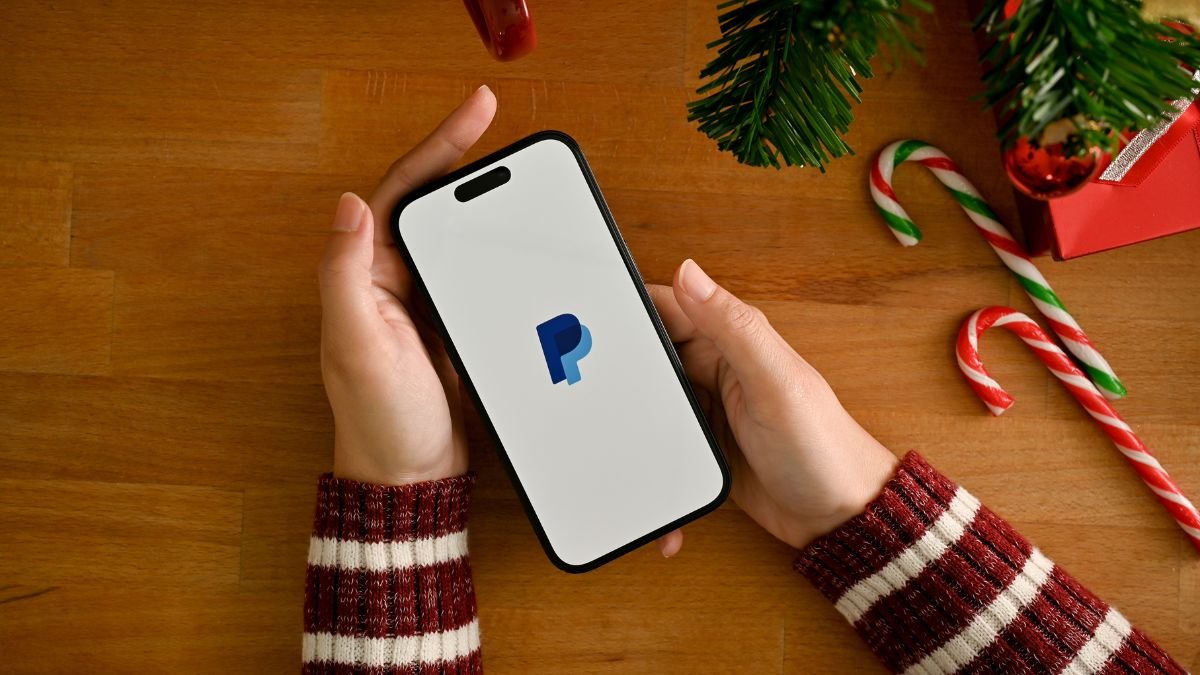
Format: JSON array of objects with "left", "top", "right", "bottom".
[{"left": 649, "top": 259, "right": 899, "bottom": 555}]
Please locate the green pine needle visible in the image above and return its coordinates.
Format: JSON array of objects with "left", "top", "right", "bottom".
[
  {"left": 977, "top": 0, "right": 1200, "bottom": 154},
  {"left": 689, "top": 0, "right": 929, "bottom": 171}
]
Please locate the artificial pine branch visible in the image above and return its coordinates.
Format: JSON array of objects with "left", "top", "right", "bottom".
[
  {"left": 689, "top": 0, "right": 928, "bottom": 171},
  {"left": 977, "top": 0, "right": 1200, "bottom": 154}
]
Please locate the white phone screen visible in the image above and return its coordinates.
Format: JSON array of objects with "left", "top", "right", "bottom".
[{"left": 395, "top": 134, "right": 727, "bottom": 570}]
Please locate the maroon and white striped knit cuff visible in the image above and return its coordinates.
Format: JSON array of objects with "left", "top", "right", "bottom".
[
  {"left": 303, "top": 473, "right": 482, "bottom": 675},
  {"left": 796, "top": 452, "right": 1185, "bottom": 674}
]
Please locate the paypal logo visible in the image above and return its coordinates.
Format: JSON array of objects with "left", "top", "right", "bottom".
[{"left": 536, "top": 313, "right": 592, "bottom": 385}]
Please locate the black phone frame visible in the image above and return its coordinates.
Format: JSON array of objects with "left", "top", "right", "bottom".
[{"left": 390, "top": 130, "right": 731, "bottom": 573}]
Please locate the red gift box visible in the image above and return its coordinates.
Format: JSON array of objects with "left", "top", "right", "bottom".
[
  {"left": 970, "top": 2, "right": 1200, "bottom": 260},
  {"left": 1018, "top": 95, "right": 1200, "bottom": 259}
]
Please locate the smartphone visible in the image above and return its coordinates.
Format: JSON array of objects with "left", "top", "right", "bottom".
[{"left": 391, "top": 131, "right": 729, "bottom": 572}]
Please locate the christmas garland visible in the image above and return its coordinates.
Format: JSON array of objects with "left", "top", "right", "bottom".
[{"left": 690, "top": 0, "right": 1200, "bottom": 169}]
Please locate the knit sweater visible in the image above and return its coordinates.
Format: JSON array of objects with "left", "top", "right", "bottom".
[
  {"left": 302, "top": 453, "right": 1185, "bottom": 674},
  {"left": 304, "top": 473, "right": 480, "bottom": 674}
]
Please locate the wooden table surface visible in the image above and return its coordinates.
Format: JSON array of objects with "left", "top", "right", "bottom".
[{"left": 1, "top": 1, "right": 1197, "bottom": 672}]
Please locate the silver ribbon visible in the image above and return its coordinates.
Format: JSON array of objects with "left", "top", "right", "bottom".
[{"left": 1099, "top": 70, "right": 1200, "bottom": 182}]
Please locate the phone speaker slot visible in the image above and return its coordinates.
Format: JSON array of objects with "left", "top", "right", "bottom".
[{"left": 454, "top": 166, "right": 512, "bottom": 202}]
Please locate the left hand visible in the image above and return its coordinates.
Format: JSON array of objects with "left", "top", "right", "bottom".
[{"left": 318, "top": 85, "right": 497, "bottom": 486}]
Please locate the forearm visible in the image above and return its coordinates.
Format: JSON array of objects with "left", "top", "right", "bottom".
[
  {"left": 303, "top": 473, "right": 482, "bottom": 674},
  {"left": 797, "top": 452, "right": 1185, "bottom": 674}
]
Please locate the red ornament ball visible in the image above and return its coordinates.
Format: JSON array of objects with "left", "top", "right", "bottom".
[{"left": 1002, "top": 136, "right": 1104, "bottom": 200}]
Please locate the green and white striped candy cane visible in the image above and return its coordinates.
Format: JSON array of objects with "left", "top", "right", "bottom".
[{"left": 870, "top": 139, "right": 1127, "bottom": 400}]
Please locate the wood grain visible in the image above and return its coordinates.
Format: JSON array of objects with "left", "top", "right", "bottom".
[
  {"left": 109, "top": 270, "right": 323, "bottom": 384},
  {"left": 0, "top": 585, "right": 301, "bottom": 674},
  {"left": 1, "top": 0, "right": 1197, "bottom": 671},
  {"left": 0, "top": 373, "right": 331, "bottom": 487},
  {"left": 0, "top": 159, "right": 72, "bottom": 267},
  {"left": 0, "top": 478, "right": 242, "bottom": 585},
  {"left": 0, "top": 268, "right": 113, "bottom": 373}
]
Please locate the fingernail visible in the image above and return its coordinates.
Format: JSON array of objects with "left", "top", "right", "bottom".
[
  {"left": 333, "top": 192, "right": 364, "bottom": 232},
  {"left": 680, "top": 259, "right": 717, "bottom": 302},
  {"left": 476, "top": 84, "right": 492, "bottom": 96}
]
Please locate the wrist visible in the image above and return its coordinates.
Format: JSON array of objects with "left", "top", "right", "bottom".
[
  {"left": 332, "top": 434, "right": 464, "bottom": 486},
  {"left": 826, "top": 447, "right": 899, "bottom": 532},
  {"left": 794, "top": 441, "right": 899, "bottom": 549}
]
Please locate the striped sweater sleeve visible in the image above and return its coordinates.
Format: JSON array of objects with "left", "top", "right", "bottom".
[
  {"left": 303, "top": 473, "right": 482, "bottom": 674},
  {"left": 796, "top": 452, "right": 1186, "bottom": 674}
]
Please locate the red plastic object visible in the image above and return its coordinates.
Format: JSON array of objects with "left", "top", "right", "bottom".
[
  {"left": 463, "top": 0, "right": 537, "bottom": 61},
  {"left": 1002, "top": 136, "right": 1104, "bottom": 200}
]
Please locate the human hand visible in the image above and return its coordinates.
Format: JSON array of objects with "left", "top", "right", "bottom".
[
  {"left": 318, "top": 86, "right": 497, "bottom": 486},
  {"left": 650, "top": 259, "right": 898, "bottom": 555}
]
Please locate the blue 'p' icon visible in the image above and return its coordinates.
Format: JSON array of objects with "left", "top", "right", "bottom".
[{"left": 536, "top": 313, "right": 592, "bottom": 385}]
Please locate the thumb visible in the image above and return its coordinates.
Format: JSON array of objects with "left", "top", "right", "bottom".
[
  {"left": 671, "top": 259, "right": 783, "bottom": 387},
  {"left": 319, "top": 192, "right": 379, "bottom": 343}
]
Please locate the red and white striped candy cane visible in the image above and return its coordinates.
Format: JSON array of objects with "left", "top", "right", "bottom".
[
  {"left": 872, "top": 140, "right": 1127, "bottom": 401},
  {"left": 957, "top": 306, "right": 1200, "bottom": 551}
]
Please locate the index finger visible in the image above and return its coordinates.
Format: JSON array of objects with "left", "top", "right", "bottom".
[{"left": 369, "top": 85, "right": 499, "bottom": 245}]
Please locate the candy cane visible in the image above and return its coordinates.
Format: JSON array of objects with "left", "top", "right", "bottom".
[
  {"left": 957, "top": 306, "right": 1200, "bottom": 551},
  {"left": 871, "top": 140, "right": 1127, "bottom": 401}
]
